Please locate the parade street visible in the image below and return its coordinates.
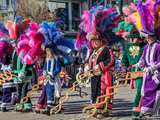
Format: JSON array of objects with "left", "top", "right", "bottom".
[{"left": 0, "top": 86, "right": 135, "bottom": 120}]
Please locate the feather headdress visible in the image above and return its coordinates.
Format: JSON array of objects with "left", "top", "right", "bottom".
[
  {"left": 137, "top": 0, "right": 160, "bottom": 35},
  {"left": 79, "top": 6, "right": 121, "bottom": 35},
  {"left": 0, "top": 38, "right": 13, "bottom": 64},
  {"left": 113, "top": 2, "right": 142, "bottom": 40},
  {"left": 17, "top": 23, "right": 44, "bottom": 65},
  {"left": 76, "top": 5, "right": 122, "bottom": 61},
  {"left": 40, "top": 21, "right": 75, "bottom": 64},
  {"left": 5, "top": 18, "right": 30, "bottom": 40},
  {"left": 137, "top": 0, "right": 155, "bottom": 34},
  {"left": 77, "top": 5, "right": 121, "bottom": 45}
]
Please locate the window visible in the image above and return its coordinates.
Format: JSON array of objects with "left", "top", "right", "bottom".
[
  {"left": 48, "top": 1, "right": 81, "bottom": 32},
  {"left": 48, "top": 2, "right": 69, "bottom": 31},
  {"left": 6, "top": 0, "right": 9, "bottom": 6},
  {"left": 91, "top": 0, "right": 104, "bottom": 6},
  {"left": 71, "top": 2, "right": 80, "bottom": 31},
  {"left": 0, "top": 0, "right": 9, "bottom": 10}
]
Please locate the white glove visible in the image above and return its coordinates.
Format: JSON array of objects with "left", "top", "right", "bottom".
[
  {"left": 48, "top": 72, "right": 53, "bottom": 78},
  {"left": 144, "top": 67, "right": 154, "bottom": 74},
  {"left": 7, "top": 65, "right": 12, "bottom": 71},
  {"left": 18, "top": 71, "right": 25, "bottom": 78},
  {"left": 132, "top": 64, "right": 139, "bottom": 68},
  {"left": 84, "top": 64, "right": 90, "bottom": 72},
  {"left": 1, "top": 65, "right": 8, "bottom": 71},
  {"left": 46, "top": 74, "right": 53, "bottom": 80},
  {"left": 43, "top": 71, "right": 47, "bottom": 76},
  {"left": 93, "top": 65, "right": 100, "bottom": 71}
]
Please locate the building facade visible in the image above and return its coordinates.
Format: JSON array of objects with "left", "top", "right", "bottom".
[
  {"left": 48, "top": 0, "right": 88, "bottom": 33},
  {"left": 0, "top": 0, "right": 15, "bottom": 20},
  {"left": 47, "top": 0, "right": 133, "bottom": 33},
  {"left": 0, "top": 0, "right": 134, "bottom": 32}
]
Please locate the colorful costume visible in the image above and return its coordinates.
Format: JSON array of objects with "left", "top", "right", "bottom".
[
  {"left": 136, "top": 41, "right": 160, "bottom": 115},
  {"left": 135, "top": 0, "right": 160, "bottom": 117},
  {"left": 77, "top": 6, "right": 122, "bottom": 118},
  {"left": 0, "top": 23, "right": 17, "bottom": 112},
  {"left": 36, "top": 56, "right": 61, "bottom": 112},
  {"left": 89, "top": 45, "right": 114, "bottom": 111},
  {"left": 35, "top": 21, "right": 75, "bottom": 114},
  {"left": 11, "top": 52, "right": 36, "bottom": 112},
  {"left": 14, "top": 22, "right": 43, "bottom": 112},
  {"left": 122, "top": 42, "right": 144, "bottom": 117},
  {"left": 113, "top": 3, "right": 146, "bottom": 118}
]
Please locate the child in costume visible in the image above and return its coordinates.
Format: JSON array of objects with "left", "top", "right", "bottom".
[
  {"left": 35, "top": 44, "right": 61, "bottom": 115},
  {"left": 14, "top": 22, "right": 43, "bottom": 112},
  {"left": 35, "top": 21, "right": 74, "bottom": 115},
  {"left": 0, "top": 38, "right": 18, "bottom": 112},
  {"left": 122, "top": 29, "right": 144, "bottom": 119},
  {"left": 77, "top": 5, "right": 121, "bottom": 118},
  {"left": 0, "top": 20, "right": 20, "bottom": 112},
  {"left": 14, "top": 60, "right": 35, "bottom": 112},
  {"left": 86, "top": 32, "right": 115, "bottom": 117},
  {"left": 134, "top": 32, "right": 160, "bottom": 118},
  {"left": 114, "top": 2, "right": 146, "bottom": 118},
  {"left": 133, "top": 0, "right": 160, "bottom": 117}
]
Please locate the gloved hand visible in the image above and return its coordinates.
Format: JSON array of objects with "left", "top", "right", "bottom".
[
  {"left": 132, "top": 64, "right": 139, "bottom": 68},
  {"left": 17, "top": 71, "right": 25, "bottom": 83},
  {"left": 46, "top": 74, "right": 54, "bottom": 80},
  {"left": 48, "top": 72, "right": 53, "bottom": 78},
  {"left": 43, "top": 71, "right": 47, "bottom": 76},
  {"left": 18, "top": 71, "right": 25, "bottom": 78},
  {"left": 84, "top": 64, "right": 90, "bottom": 72},
  {"left": 1, "top": 65, "right": 11, "bottom": 72},
  {"left": 93, "top": 65, "right": 101, "bottom": 76},
  {"left": 144, "top": 67, "right": 154, "bottom": 74},
  {"left": 7, "top": 65, "right": 12, "bottom": 71}
]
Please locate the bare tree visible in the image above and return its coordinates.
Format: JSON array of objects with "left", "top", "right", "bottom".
[{"left": 16, "top": 0, "right": 55, "bottom": 22}]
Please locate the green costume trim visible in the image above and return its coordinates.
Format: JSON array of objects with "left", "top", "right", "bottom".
[
  {"left": 122, "top": 43, "right": 144, "bottom": 67},
  {"left": 128, "top": 33, "right": 140, "bottom": 39},
  {"left": 113, "top": 21, "right": 134, "bottom": 33},
  {"left": 122, "top": 42, "right": 144, "bottom": 116},
  {"left": 23, "top": 103, "right": 32, "bottom": 110}
]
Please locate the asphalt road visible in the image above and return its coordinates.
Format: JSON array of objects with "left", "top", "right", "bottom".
[{"left": 0, "top": 86, "right": 136, "bottom": 120}]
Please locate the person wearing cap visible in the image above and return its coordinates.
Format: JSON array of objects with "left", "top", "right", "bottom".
[
  {"left": 122, "top": 29, "right": 145, "bottom": 119},
  {"left": 133, "top": 31, "right": 160, "bottom": 118},
  {"left": 35, "top": 44, "right": 61, "bottom": 115},
  {"left": 85, "top": 31, "right": 115, "bottom": 117}
]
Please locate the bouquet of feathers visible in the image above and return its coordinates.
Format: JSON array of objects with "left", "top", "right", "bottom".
[
  {"left": 79, "top": 5, "right": 121, "bottom": 35},
  {"left": 0, "top": 22, "right": 12, "bottom": 65},
  {"left": 137, "top": 0, "right": 160, "bottom": 35},
  {"left": 0, "top": 17, "right": 31, "bottom": 67},
  {"left": 76, "top": 5, "right": 122, "bottom": 61},
  {"left": 113, "top": 2, "right": 142, "bottom": 39},
  {"left": 40, "top": 21, "right": 75, "bottom": 65},
  {"left": 17, "top": 22, "right": 44, "bottom": 65}
]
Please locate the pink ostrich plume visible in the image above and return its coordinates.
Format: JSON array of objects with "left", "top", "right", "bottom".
[{"left": 79, "top": 10, "right": 92, "bottom": 33}]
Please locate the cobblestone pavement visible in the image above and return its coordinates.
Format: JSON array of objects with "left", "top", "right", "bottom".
[{"left": 0, "top": 86, "right": 136, "bottom": 120}]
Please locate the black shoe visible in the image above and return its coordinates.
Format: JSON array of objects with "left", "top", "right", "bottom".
[
  {"left": 132, "top": 111, "right": 140, "bottom": 120},
  {"left": 22, "top": 108, "right": 32, "bottom": 113},
  {"left": 132, "top": 116, "right": 140, "bottom": 120},
  {"left": 139, "top": 112, "right": 152, "bottom": 119},
  {"left": 1, "top": 107, "right": 8, "bottom": 112},
  {"left": 41, "top": 107, "right": 51, "bottom": 116}
]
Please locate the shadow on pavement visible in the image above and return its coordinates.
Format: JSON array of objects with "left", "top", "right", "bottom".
[{"left": 111, "top": 98, "right": 133, "bottom": 117}]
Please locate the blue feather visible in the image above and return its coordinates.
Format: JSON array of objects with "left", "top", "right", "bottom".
[{"left": 0, "top": 22, "right": 9, "bottom": 35}]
